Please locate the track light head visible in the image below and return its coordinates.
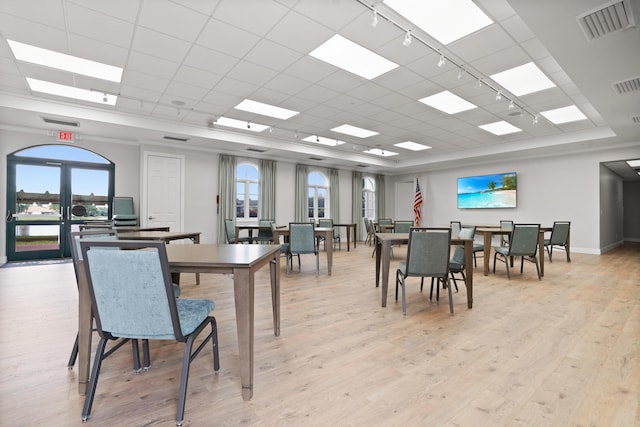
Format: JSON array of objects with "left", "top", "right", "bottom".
[
  {"left": 402, "top": 31, "right": 412, "bottom": 47},
  {"left": 457, "top": 68, "right": 464, "bottom": 80},
  {"left": 370, "top": 9, "right": 379, "bottom": 27},
  {"left": 532, "top": 115, "right": 539, "bottom": 125},
  {"left": 508, "top": 100, "right": 515, "bottom": 110},
  {"left": 437, "top": 54, "right": 446, "bottom": 68},
  {"left": 495, "top": 90, "right": 502, "bottom": 101},
  {"left": 247, "top": 122, "right": 251, "bottom": 129},
  {"left": 102, "top": 93, "right": 108, "bottom": 103}
]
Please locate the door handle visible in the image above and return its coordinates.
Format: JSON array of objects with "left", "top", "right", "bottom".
[{"left": 148, "top": 216, "right": 155, "bottom": 220}]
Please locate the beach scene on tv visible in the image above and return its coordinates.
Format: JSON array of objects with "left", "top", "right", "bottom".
[{"left": 457, "top": 172, "right": 517, "bottom": 209}]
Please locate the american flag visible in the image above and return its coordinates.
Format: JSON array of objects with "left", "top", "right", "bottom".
[{"left": 413, "top": 178, "right": 423, "bottom": 226}]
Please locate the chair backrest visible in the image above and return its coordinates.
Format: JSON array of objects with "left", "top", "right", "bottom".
[
  {"left": 69, "top": 229, "right": 118, "bottom": 264},
  {"left": 450, "top": 221, "right": 462, "bottom": 236},
  {"left": 550, "top": 221, "right": 570, "bottom": 245},
  {"left": 508, "top": 224, "right": 540, "bottom": 256},
  {"left": 224, "top": 219, "right": 235, "bottom": 243},
  {"left": 363, "top": 217, "right": 371, "bottom": 233},
  {"left": 394, "top": 220, "right": 413, "bottom": 234},
  {"left": 450, "top": 227, "right": 475, "bottom": 266},
  {"left": 113, "top": 197, "right": 135, "bottom": 215},
  {"left": 80, "top": 239, "right": 189, "bottom": 342},
  {"left": 257, "top": 219, "right": 274, "bottom": 239},
  {"left": 289, "top": 222, "right": 316, "bottom": 253},
  {"left": 405, "top": 227, "right": 451, "bottom": 278},
  {"left": 378, "top": 218, "right": 392, "bottom": 226},
  {"left": 500, "top": 220, "right": 513, "bottom": 231}
]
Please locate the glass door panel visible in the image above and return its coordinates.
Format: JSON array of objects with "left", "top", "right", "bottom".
[{"left": 71, "top": 168, "right": 109, "bottom": 222}]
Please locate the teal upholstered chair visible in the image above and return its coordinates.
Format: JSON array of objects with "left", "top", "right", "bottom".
[
  {"left": 363, "top": 217, "right": 375, "bottom": 246},
  {"left": 67, "top": 229, "right": 152, "bottom": 371},
  {"left": 493, "top": 223, "right": 541, "bottom": 279},
  {"left": 450, "top": 221, "right": 462, "bottom": 236},
  {"left": 395, "top": 227, "right": 452, "bottom": 315},
  {"left": 318, "top": 218, "right": 341, "bottom": 250},
  {"left": 544, "top": 221, "right": 571, "bottom": 262},
  {"left": 448, "top": 226, "right": 475, "bottom": 292},
  {"left": 112, "top": 196, "right": 138, "bottom": 226},
  {"left": 271, "top": 222, "right": 288, "bottom": 257},
  {"left": 253, "top": 219, "right": 274, "bottom": 244},
  {"left": 79, "top": 240, "right": 219, "bottom": 426},
  {"left": 224, "top": 219, "right": 251, "bottom": 244},
  {"left": 393, "top": 220, "right": 413, "bottom": 234},
  {"left": 500, "top": 220, "right": 514, "bottom": 246},
  {"left": 377, "top": 218, "right": 393, "bottom": 232},
  {"left": 287, "top": 222, "right": 319, "bottom": 275}
]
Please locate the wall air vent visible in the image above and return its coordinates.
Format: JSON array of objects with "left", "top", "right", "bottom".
[
  {"left": 163, "top": 135, "right": 189, "bottom": 142},
  {"left": 612, "top": 76, "right": 640, "bottom": 94},
  {"left": 42, "top": 117, "right": 79, "bottom": 127},
  {"left": 356, "top": 164, "right": 369, "bottom": 168},
  {"left": 246, "top": 148, "right": 267, "bottom": 153},
  {"left": 577, "top": 0, "right": 636, "bottom": 40},
  {"left": 308, "top": 157, "right": 324, "bottom": 161}
]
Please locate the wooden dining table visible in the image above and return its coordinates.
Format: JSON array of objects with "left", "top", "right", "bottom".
[
  {"left": 75, "top": 243, "right": 280, "bottom": 402},
  {"left": 374, "top": 232, "right": 474, "bottom": 309},
  {"left": 332, "top": 223, "right": 357, "bottom": 251},
  {"left": 272, "top": 227, "right": 334, "bottom": 275}
]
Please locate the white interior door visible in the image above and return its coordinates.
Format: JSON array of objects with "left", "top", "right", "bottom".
[{"left": 143, "top": 152, "right": 184, "bottom": 231}]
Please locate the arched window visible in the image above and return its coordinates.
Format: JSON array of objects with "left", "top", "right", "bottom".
[
  {"left": 308, "top": 171, "right": 328, "bottom": 220},
  {"left": 236, "top": 162, "right": 258, "bottom": 221},
  {"left": 362, "top": 176, "right": 376, "bottom": 219}
]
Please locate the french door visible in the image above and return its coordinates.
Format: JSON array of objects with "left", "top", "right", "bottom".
[{"left": 6, "top": 149, "right": 114, "bottom": 261}]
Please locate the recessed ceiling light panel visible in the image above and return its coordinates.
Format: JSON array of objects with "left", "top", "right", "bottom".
[
  {"left": 331, "top": 124, "right": 379, "bottom": 138},
  {"left": 478, "top": 121, "right": 522, "bottom": 135},
  {"left": 26, "top": 78, "right": 117, "bottom": 105},
  {"left": 394, "top": 141, "right": 431, "bottom": 151},
  {"left": 215, "top": 117, "right": 269, "bottom": 132},
  {"left": 490, "top": 62, "right": 556, "bottom": 96},
  {"left": 234, "top": 99, "right": 299, "bottom": 120},
  {"left": 540, "top": 105, "right": 587, "bottom": 124},
  {"left": 309, "top": 35, "right": 398, "bottom": 80},
  {"left": 364, "top": 148, "right": 398, "bottom": 157},
  {"left": 302, "top": 136, "right": 346, "bottom": 146},
  {"left": 419, "top": 91, "right": 477, "bottom": 114},
  {"left": 8, "top": 40, "right": 123, "bottom": 82}
]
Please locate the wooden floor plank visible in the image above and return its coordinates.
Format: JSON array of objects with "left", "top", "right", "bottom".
[{"left": 0, "top": 242, "right": 638, "bottom": 426}]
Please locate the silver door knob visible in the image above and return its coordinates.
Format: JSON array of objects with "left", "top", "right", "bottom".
[{"left": 148, "top": 216, "right": 155, "bottom": 220}]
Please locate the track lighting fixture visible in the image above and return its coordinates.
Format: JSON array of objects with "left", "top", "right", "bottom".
[
  {"left": 495, "top": 90, "right": 502, "bottom": 101},
  {"left": 370, "top": 9, "right": 379, "bottom": 27},
  {"left": 102, "top": 93, "right": 108, "bottom": 103},
  {"left": 476, "top": 79, "right": 483, "bottom": 89},
  {"left": 508, "top": 100, "right": 515, "bottom": 110},
  {"left": 247, "top": 121, "right": 251, "bottom": 129},
  {"left": 532, "top": 115, "right": 539, "bottom": 125},
  {"left": 437, "top": 54, "right": 446, "bottom": 68},
  {"left": 402, "top": 31, "right": 412, "bottom": 47},
  {"left": 316, "top": 135, "right": 320, "bottom": 142},
  {"left": 268, "top": 126, "right": 273, "bottom": 133},
  {"left": 457, "top": 68, "right": 464, "bottom": 80}
]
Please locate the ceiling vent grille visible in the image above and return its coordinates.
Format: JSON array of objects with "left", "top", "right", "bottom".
[
  {"left": 612, "top": 76, "right": 640, "bottom": 94},
  {"left": 163, "top": 135, "right": 189, "bottom": 142},
  {"left": 632, "top": 115, "right": 640, "bottom": 124},
  {"left": 577, "top": 0, "right": 636, "bottom": 40},
  {"left": 356, "top": 164, "right": 369, "bottom": 168},
  {"left": 246, "top": 147, "right": 266, "bottom": 153},
  {"left": 308, "top": 157, "right": 324, "bottom": 161},
  {"left": 42, "top": 117, "right": 79, "bottom": 127}
]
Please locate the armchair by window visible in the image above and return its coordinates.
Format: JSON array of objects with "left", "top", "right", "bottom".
[
  {"left": 493, "top": 223, "right": 541, "bottom": 279},
  {"left": 79, "top": 240, "right": 219, "bottom": 426}
]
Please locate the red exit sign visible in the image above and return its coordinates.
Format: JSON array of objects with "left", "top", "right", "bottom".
[{"left": 57, "top": 131, "right": 74, "bottom": 142}]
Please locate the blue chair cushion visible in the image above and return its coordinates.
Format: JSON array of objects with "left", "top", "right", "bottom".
[{"left": 176, "top": 299, "right": 215, "bottom": 337}]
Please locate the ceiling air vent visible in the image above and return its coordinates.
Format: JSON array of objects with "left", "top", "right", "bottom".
[
  {"left": 612, "top": 76, "right": 640, "bottom": 94},
  {"left": 246, "top": 147, "right": 267, "bottom": 153},
  {"left": 632, "top": 115, "right": 640, "bottom": 124},
  {"left": 163, "top": 135, "right": 189, "bottom": 142},
  {"left": 356, "top": 164, "right": 369, "bottom": 168},
  {"left": 308, "top": 157, "right": 324, "bottom": 161},
  {"left": 577, "top": 0, "right": 636, "bottom": 40},
  {"left": 42, "top": 117, "right": 79, "bottom": 127}
]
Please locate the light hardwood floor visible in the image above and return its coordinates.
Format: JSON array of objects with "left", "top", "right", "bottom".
[{"left": 0, "top": 242, "right": 638, "bottom": 426}]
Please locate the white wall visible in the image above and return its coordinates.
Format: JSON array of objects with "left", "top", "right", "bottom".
[
  {"left": 386, "top": 146, "right": 640, "bottom": 254},
  {"left": 1, "top": 127, "right": 639, "bottom": 261}
]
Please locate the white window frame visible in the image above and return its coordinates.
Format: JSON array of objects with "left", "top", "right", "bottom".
[
  {"left": 308, "top": 170, "right": 329, "bottom": 221},
  {"left": 362, "top": 176, "right": 376, "bottom": 220},
  {"left": 236, "top": 162, "right": 259, "bottom": 224}
]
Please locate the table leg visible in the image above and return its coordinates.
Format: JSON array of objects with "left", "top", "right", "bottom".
[
  {"left": 375, "top": 236, "right": 381, "bottom": 288},
  {"left": 77, "top": 263, "right": 92, "bottom": 395},
  {"left": 326, "top": 230, "right": 333, "bottom": 276},
  {"left": 270, "top": 253, "right": 280, "bottom": 336},
  {"left": 483, "top": 232, "right": 492, "bottom": 276},
  {"left": 380, "top": 241, "right": 391, "bottom": 307},
  {"left": 464, "top": 240, "right": 473, "bottom": 308},
  {"left": 232, "top": 267, "right": 254, "bottom": 400},
  {"left": 538, "top": 231, "right": 545, "bottom": 277},
  {"left": 346, "top": 226, "right": 351, "bottom": 252},
  {"left": 353, "top": 224, "right": 357, "bottom": 249}
]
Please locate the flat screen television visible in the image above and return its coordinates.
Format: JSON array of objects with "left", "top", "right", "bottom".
[{"left": 457, "top": 172, "right": 517, "bottom": 209}]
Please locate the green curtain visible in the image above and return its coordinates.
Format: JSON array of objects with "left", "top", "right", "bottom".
[
  {"left": 351, "top": 171, "right": 363, "bottom": 240},
  {"left": 258, "top": 159, "right": 276, "bottom": 220},
  {"left": 329, "top": 168, "right": 339, "bottom": 222},
  {"left": 294, "top": 164, "right": 308, "bottom": 221},
  {"left": 217, "top": 154, "right": 236, "bottom": 243},
  {"left": 375, "top": 174, "right": 385, "bottom": 220}
]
